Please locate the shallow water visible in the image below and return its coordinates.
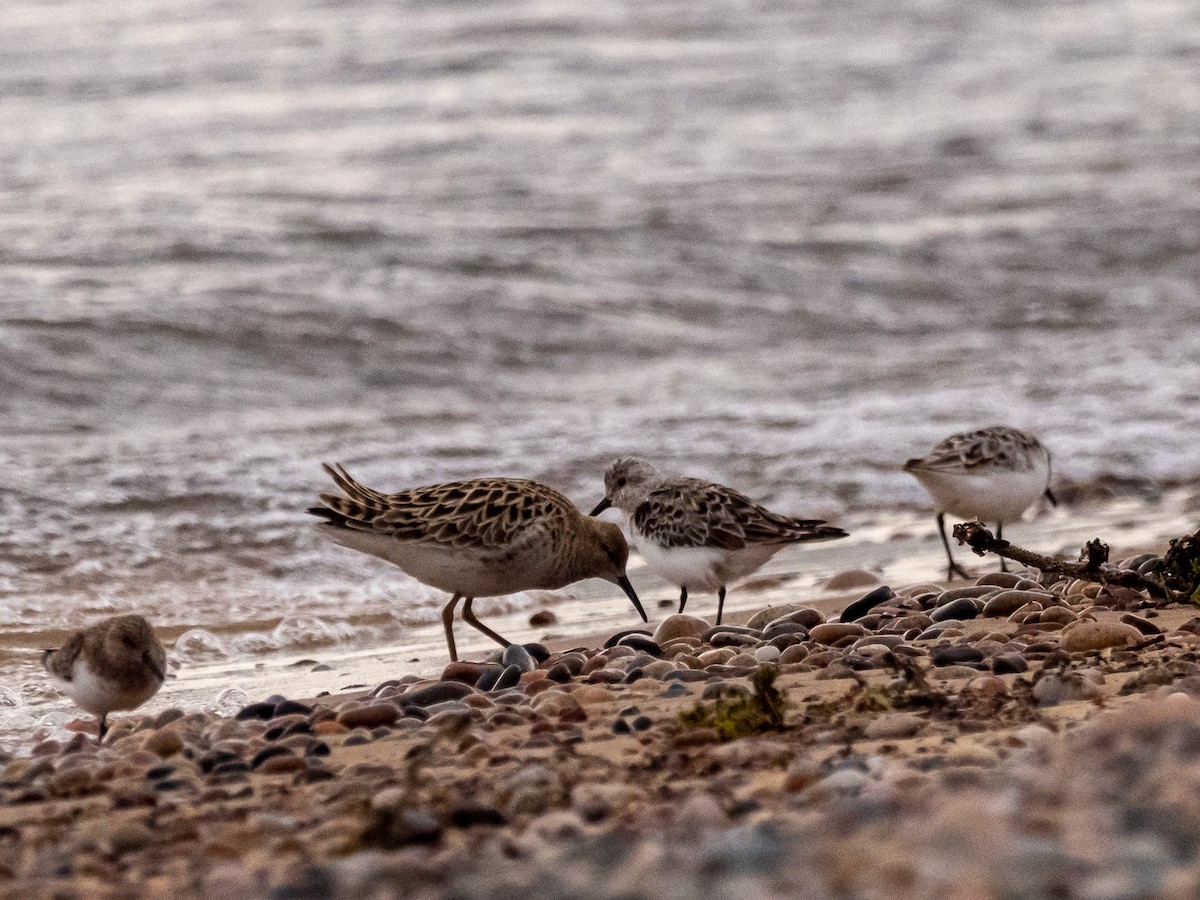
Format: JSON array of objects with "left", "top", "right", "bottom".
[{"left": 2, "top": 0, "right": 1200, "bottom": 713}]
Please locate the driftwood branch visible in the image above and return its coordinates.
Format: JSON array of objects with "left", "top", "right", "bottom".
[{"left": 952, "top": 520, "right": 1176, "bottom": 602}]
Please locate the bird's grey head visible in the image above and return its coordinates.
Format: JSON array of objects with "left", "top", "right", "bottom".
[{"left": 591, "top": 456, "right": 662, "bottom": 515}]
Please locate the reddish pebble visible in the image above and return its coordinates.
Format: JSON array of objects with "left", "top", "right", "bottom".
[
  {"left": 337, "top": 704, "right": 400, "bottom": 729},
  {"left": 441, "top": 661, "right": 495, "bottom": 685},
  {"left": 258, "top": 754, "right": 308, "bottom": 774}
]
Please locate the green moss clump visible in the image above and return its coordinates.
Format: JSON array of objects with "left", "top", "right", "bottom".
[{"left": 678, "top": 665, "right": 787, "bottom": 740}]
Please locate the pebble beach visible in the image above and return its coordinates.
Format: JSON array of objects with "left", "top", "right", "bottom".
[{"left": 8, "top": 540, "right": 1200, "bottom": 899}]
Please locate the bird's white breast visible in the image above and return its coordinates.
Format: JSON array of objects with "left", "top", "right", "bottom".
[
  {"left": 59, "top": 660, "right": 161, "bottom": 716},
  {"left": 911, "top": 462, "right": 1050, "bottom": 523}
]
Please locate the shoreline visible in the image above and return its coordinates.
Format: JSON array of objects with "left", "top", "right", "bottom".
[{"left": 3, "top": 489, "right": 1196, "bottom": 755}]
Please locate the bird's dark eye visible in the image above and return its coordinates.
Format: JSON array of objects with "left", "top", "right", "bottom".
[{"left": 616, "top": 477, "right": 627, "bottom": 487}]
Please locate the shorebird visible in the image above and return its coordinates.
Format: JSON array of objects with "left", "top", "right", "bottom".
[
  {"left": 309, "top": 463, "right": 647, "bottom": 661},
  {"left": 43, "top": 614, "right": 167, "bottom": 740},
  {"left": 904, "top": 425, "right": 1057, "bottom": 580},
  {"left": 591, "top": 457, "right": 848, "bottom": 624}
]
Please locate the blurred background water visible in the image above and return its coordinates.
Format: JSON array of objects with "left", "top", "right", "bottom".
[{"left": 2, "top": 0, "right": 1199, "bottom": 685}]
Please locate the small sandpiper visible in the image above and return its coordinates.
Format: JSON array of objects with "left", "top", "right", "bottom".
[
  {"left": 42, "top": 614, "right": 167, "bottom": 740},
  {"left": 591, "top": 457, "right": 848, "bottom": 624},
  {"left": 308, "top": 463, "right": 647, "bottom": 661},
  {"left": 904, "top": 425, "right": 1057, "bottom": 580}
]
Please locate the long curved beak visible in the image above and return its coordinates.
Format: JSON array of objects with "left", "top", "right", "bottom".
[
  {"left": 590, "top": 497, "right": 613, "bottom": 517},
  {"left": 1044, "top": 487, "right": 1058, "bottom": 507},
  {"left": 616, "top": 574, "right": 647, "bottom": 622}
]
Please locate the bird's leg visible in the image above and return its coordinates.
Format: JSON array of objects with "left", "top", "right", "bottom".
[
  {"left": 716, "top": 586, "right": 727, "bottom": 625},
  {"left": 997, "top": 523, "right": 1009, "bottom": 572},
  {"left": 938, "top": 513, "right": 971, "bottom": 581},
  {"left": 98, "top": 714, "right": 108, "bottom": 742},
  {"left": 678, "top": 586, "right": 688, "bottom": 614},
  {"left": 442, "top": 593, "right": 463, "bottom": 662},
  {"left": 462, "top": 597, "right": 513, "bottom": 650}
]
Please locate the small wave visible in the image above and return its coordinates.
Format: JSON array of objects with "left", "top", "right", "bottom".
[{"left": 173, "top": 629, "right": 232, "bottom": 664}]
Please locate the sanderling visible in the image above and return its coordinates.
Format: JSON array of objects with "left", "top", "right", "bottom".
[
  {"left": 42, "top": 614, "right": 167, "bottom": 740},
  {"left": 904, "top": 425, "right": 1057, "bottom": 580},
  {"left": 309, "top": 463, "right": 647, "bottom": 661},
  {"left": 591, "top": 457, "right": 848, "bottom": 624}
]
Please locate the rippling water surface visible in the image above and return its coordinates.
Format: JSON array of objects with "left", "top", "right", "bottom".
[{"left": 2, "top": 0, "right": 1200, "bottom": 692}]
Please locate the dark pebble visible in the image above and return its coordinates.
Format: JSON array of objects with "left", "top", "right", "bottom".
[
  {"left": 154, "top": 778, "right": 192, "bottom": 792},
  {"left": 296, "top": 766, "right": 336, "bottom": 783},
  {"left": 492, "top": 664, "right": 523, "bottom": 691},
  {"left": 765, "top": 609, "right": 824, "bottom": 630},
  {"left": 1121, "top": 613, "right": 1162, "bottom": 636},
  {"left": 843, "top": 653, "right": 876, "bottom": 671},
  {"left": 501, "top": 644, "right": 537, "bottom": 673},
  {"left": 624, "top": 668, "right": 645, "bottom": 684},
  {"left": 663, "top": 669, "right": 710, "bottom": 682},
  {"left": 761, "top": 623, "right": 809, "bottom": 641},
  {"left": 661, "top": 683, "right": 692, "bottom": 697},
  {"left": 251, "top": 746, "right": 295, "bottom": 769},
  {"left": 145, "top": 765, "right": 176, "bottom": 780},
  {"left": 198, "top": 750, "right": 242, "bottom": 774},
  {"left": 235, "top": 702, "right": 277, "bottom": 721},
  {"left": 449, "top": 804, "right": 509, "bottom": 828},
  {"left": 840, "top": 585, "right": 894, "bottom": 622},
  {"left": 546, "top": 663, "right": 574, "bottom": 683},
  {"left": 210, "top": 760, "right": 252, "bottom": 777},
  {"left": 523, "top": 643, "right": 551, "bottom": 664},
  {"left": 305, "top": 741, "right": 331, "bottom": 757},
  {"left": 632, "top": 715, "right": 653, "bottom": 731},
  {"left": 585, "top": 669, "right": 624, "bottom": 685},
  {"left": 617, "top": 635, "right": 663, "bottom": 656},
  {"left": 768, "top": 634, "right": 806, "bottom": 651},
  {"left": 702, "top": 625, "right": 761, "bottom": 642},
  {"left": 709, "top": 632, "right": 759, "bottom": 649},
  {"left": 403, "top": 681, "right": 475, "bottom": 707},
  {"left": 282, "top": 720, "right": 312, "bottom": 738},
  {"left": 931, "top": 645, "right": 985, "bottom": 666},
  {"left": 274, "top": 700, "right": 313, "bottom": 718},
  {"left": 475, "top": 667, "right": 503, "bottom": 691},
  {"left": 605, "top": 629, "right": 652, "bottom": 649},
  {"left": 558, "top": 653, "right": 587, "bottom": 675},
  {"left": 992, "top": 653, "right": 1029, "bottom": 674},
  {"left": 930, "top": 598, "right": 982, "bottom": 622},
  {"left": 613, "top": 718, "right": 633, "bottom": 734}
]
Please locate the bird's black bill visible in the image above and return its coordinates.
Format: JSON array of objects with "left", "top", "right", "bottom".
[
  {"left": 617, "top": 574, "right": 647, "bottom": 622},
  {"left": 144, "top": 652, "right": 166, "bottom": 682},
  {"left": 589, "top": 497, "right": 613, "bottom": 517},
  {"left": 1044, "top": 487, "right": 1058, "bottom": 507}
]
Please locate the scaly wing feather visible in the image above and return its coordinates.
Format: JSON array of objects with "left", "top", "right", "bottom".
[
  {"left": 634, "top": 477, "right": 846, "bottom": 550},
  {"left": 309, "top": 465, "right": 573, "bottom": 551}
]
